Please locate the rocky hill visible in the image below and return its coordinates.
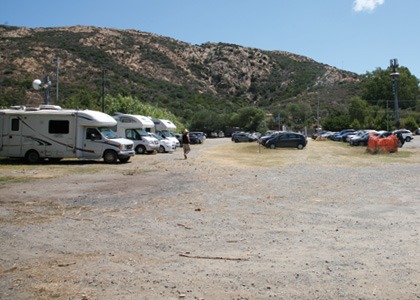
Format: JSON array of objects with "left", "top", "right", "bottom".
[{"left": 0, "top": 25, "right": 361, "bottom": 119}]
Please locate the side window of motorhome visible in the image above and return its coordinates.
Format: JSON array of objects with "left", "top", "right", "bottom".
[
  {"left": 11, "top": 118, "right": 19, "bottom": 131},
  {"left": 125, "top": 129, "right": 139, "bottom": 140},
  {"left": 49, "top": 120, "right": 69, "bottom": 134},
  {"left": 86, "top": 128, "right": 101, "bottom": 140}
]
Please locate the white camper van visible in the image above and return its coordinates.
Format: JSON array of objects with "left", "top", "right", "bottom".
[
  {"left": 0, "top": 105, "right": 135, "bottom": 163},
  {"left": 150, "top": 118, "right": 180, "bottom": 147},
  {"left": 113, "top": 113, "right": 160, "bottom": 154}
]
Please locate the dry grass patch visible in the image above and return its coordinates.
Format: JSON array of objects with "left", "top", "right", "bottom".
[{"left": 201, "top": 140, "right": 418, "bottom": 168}]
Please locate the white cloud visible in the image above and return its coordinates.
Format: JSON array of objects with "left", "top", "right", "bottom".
[{"left": 353, "top": 0, "right": 385, "bottom": 12}]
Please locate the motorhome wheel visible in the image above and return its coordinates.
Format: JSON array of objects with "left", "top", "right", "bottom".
[
  {"left": 25, "top": 150, "right": 40, "bottom": 164},
  {"left": 135, "top": 145, "right": 146, "bottom": 154},
  {"left": 103, "top": 150, "right": 118, "bottom": 164}
]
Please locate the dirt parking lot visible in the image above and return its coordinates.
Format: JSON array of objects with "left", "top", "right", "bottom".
[{"left": 0, "top": 137, "right": 419, "bottom": 300}]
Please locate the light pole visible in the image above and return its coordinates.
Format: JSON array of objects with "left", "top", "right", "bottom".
[
  {"left": 52, "top": 57, "right": 59, "bottom": 102},
  {"left": 32, "top": 76, "right": 51, "bottom": 105},
  {"left": 390, "top": 58, "right": 400, "bottom": 128}
]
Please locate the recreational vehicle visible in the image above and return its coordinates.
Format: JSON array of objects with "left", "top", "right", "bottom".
[
  {"left": 0, "top": 105, "right": 135, "bottom": 163},
  {"left": 113, "top": 113, "right": 160, "bottom": 154},
  {"left": 150, "top": 118, "right": 180, "bottom": 147}
]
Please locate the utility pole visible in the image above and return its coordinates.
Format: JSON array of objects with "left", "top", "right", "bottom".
[
  {"left": 52, "top": 57, "right": 59, "bottom": 102},
  {"left": 390, "top": 58, "right": 400, "bottom": 128},
  {"left": 102, "top": 69, "right": 106, "bottom": 113},
  {"left": 43, "top": 75, "right": 51, "bottom": 105}
]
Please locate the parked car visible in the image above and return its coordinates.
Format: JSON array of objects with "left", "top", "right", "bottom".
[
  {"left": 149, "top": 133, "right": 175, "bottom": 153},
  {"left": 265, "top": 132, "right": 307, "bottom": 149},
  {"left": 349, "top": 132, "right": 370, "bottom": 146},
  {"left": 259, "top": 131, "right": 282, "bottom": 145},
  {"left": 157, "top": 131, "right": 180, "bottom": 148},
  {"left": 189, "top": 132, "right": 206, "bottom": 144},
  {"left": 332, "top": 129, "right": 356, "bottom": 141},
  {"left": 189, "top": 132, "right": 200, "bottom": 144},
  {"left": 348, "top": 130, "right": 378, "bottom": 146},
  {"left": 232, "top": 132, "right": 258, "bottom": 143},
  {"left": 174, "top": 133, "right": 183, "bottom": 146},
  {"left": 393, "top": 129, "right": 414, "bottom": 142}
]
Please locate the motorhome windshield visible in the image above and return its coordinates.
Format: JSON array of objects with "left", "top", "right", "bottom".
[
  {"left": 134, "top": 129, "right": 149, "bottom": 137},
  {"left": 98, "top": 127, "right": 118, "bottom": 139},
  {"left": 161, "top": 131, "right": 174, "bottom": 138},
  {"left": 151, "top": 133, "right": 163, "bottom": 140}
]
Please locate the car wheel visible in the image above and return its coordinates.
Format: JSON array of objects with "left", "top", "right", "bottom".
[
  {"left": 297, "top": 144, "right": 304, "bottom": 150},
  {"left": 405, "top": 137, "right": 411, "bottom": 142},
  {"left": 269, "top": 143, "right": 276, "bottom": 149},
  {"left": 103, "top": 150, "right": 118, "bottom": 164},
  {"left": 25, "top": 150, "right": 40, "bottom": 164},
  {"left": 158, "top": 145, "right": 165, "bottom": 153},
  {"left": 234, "top": 139, "right": 239, "bottom": 143},
  {"left": 135, "top": 145, "right": 146, "bottom": 154}
]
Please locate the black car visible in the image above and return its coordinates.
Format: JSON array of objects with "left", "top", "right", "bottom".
[
  {"left": 189, "top": 132, "right": 206, "bottom": 144},
  {"left": 349, "top": 132, "right": 370, "bottom": 146},
  {"left": 259, "top": 131, "right": 282, "bottom": 146},
  {"left": 265, "top": 133, "right": 307, "bottom": 150},
  {"left": 232, "top": 132, "right": 258, "bottom": 143},
  {"left": 188, "top": 132, "right": 201, "bottom": 144}
]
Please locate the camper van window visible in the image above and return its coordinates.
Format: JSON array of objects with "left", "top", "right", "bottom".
[
  {"left": 98, "top": 127, "right": 118, "bottom": 139},
  {"left": 11, "top": 118, "right": 19, "bottom": 131},
  {"left": 120, "top": 117, "right": 134, "bottom": 123},
  {"left": 86, "top": 128, "right": 102, "bottom": 140},
  {"left": 49, "top": 120, "right": 69, "bottom": 134}
]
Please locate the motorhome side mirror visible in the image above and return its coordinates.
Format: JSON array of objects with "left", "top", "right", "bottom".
[{"left": 90, "top": 133, "right": 99, "bottom": 141}]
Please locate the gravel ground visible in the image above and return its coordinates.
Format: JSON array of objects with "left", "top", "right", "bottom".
[{"left": 0, "top": 137, "right": 419, "bottom": 300}]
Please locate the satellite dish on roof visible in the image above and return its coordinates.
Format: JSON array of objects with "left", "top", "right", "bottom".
[{"left": 32, "top": 79, "right": 43, "bottom": 90}]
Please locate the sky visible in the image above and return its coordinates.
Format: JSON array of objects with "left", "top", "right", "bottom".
[{"left": 1, "top": 0, "right": 420, "bottom": 79}]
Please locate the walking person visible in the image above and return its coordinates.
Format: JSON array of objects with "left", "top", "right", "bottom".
[{"left": 182, "top": 129, "right": 191, "bottom": 159}]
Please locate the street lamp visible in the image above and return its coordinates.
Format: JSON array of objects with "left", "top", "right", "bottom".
[{"left": 390, "top": 58, "right": 400, "bottom": 128}]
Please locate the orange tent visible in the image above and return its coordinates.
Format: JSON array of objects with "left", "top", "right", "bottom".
[{"left": 367, "top": 134, "right": 398, "bottom": 153}]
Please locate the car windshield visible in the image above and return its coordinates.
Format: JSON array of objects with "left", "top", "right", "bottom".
[{"left": 98, "top": 127, "right": 118, "bottom": 139}]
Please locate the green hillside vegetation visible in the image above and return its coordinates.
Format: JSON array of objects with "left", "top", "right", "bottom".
[{"left": 1, "top": 25, "right": 419, "bottom": 133}]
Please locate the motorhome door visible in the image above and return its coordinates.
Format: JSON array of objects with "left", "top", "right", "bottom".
[
  {"left": 3, "top": 116, "right": 23, "bottom": 156},
  {"left": 82, "top": 128, "right": 104, "bottom": 159}
]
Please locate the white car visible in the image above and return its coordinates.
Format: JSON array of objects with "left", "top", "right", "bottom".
[
  {"left": 157, "top": 131, "right": 180, "bottom": 148},
  {"left": 150, "top": 133, "right": 175, "bottom": 153},
  {"left": 393, "top": 129, "right": 414, "bottom": 142}
]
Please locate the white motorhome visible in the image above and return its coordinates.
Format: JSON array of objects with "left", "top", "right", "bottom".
[
  {"left": 113, "top": 113, "right": 160, "bottom": 154},
  {"left": 0, "top": 105, "right": 135, "bottom": 163},
  {"left": 150, "top": 118, "right": 180, "bottom": 147}
]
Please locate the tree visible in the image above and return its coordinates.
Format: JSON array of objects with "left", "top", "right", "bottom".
[
  {"left": 236, "top": 107, "right": 266, "bottom": 132},
  {"left": 348, "top": 96, "right": 370, "bottom": 127},
  {"left": 361, "top": 67, "right": 419, "bottom": 110},
  {"left": 403, "top": 116, "right": 418, "bottom": 132},
  {"left": 189, "top": 109, "right": 225, "bottom": 134}
]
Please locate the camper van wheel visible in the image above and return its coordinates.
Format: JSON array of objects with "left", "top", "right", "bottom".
[
  {"left": 135, "top": 145, "right": 146, "bottom": 154},
  {"left": 103, "top": 150, "right": 118, "bottom": 164},
  {"left": 25, "top": 150, "right": 40, "bottom": 164}
]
